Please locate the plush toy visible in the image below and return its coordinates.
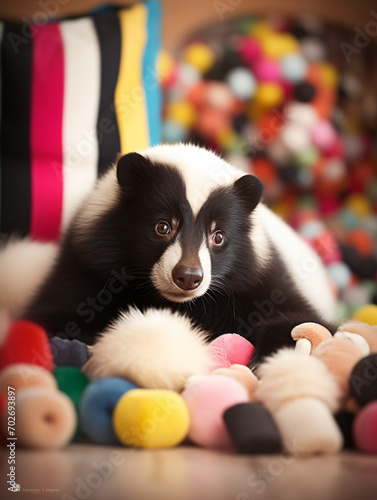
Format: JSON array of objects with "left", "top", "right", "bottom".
[
  {"left": 82, "top": 308, "right": 213, "bottom": 392},
  {"left": 219, "top": 366, "right": 283, "bottom": 454},
  {"left": 292, "top": 320, "right": 377, "bottom": 405},
  {"left": 353, "top": 401, "right": 377, "bottom": 454},
  {"left": 79, "top": 377, "right": 138, "bottom": 445},
  {"left": 54, "top": 367, "right": 90, "bottom": 439},
  {"left": 212, "top": 364, "right": 258, "bottom": 400},
  {"left": 0, "top": 364, "right": 77, "bottom": 449},
  {"left": 14, "top": 386, "right": 77, "bottom": 449},
  {"left": 0, "top": 320, "right": 54, "bottom": 372},
  {"left": 83, "top": 318, "right": 255, "bottom": 393},
  {"left": 349, "top": 354, "right": 377, "bottom": 407},
  {"left": 0, "top": 321, "right": 77, "bottom": 449},
  {"left": 49, "top": 337, "right": 91, "bottom": 368},
  {"left": 0, "top": 363, "right": 57, "bottom": 393},
  {"left": 224, "top": 401, "right": 282, "bottom": 454},
  {"left": 83, "top": 334, "right": 254, "bottom": 449},
  {"left": 291, "top": 319, "right": 377, "bottom": 453},
  {"left": 181, "top": 373, "right": 249, "bottom": 448},
  {"left": 255, "top": 346, "right": 343, "bottom": 455},
  {"left": 208, "top": 334, "right": 255, "bottom": 369},
  {"left": 113, "top": 388, "right": 190, "bottom": 448},
  {"left": 291, "top": 321, "right": 368, "bottom": 407},
  {"left": 337, "top": 320, "right": 377, "bottom": 352}
]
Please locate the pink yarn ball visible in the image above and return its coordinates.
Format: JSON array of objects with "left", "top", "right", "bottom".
[
  {"left": 324, "top": 136, "right": 344, "bottom": 158},
  {"left": 353, "top": 401, "right": 377, "bottom": 454},
  {"left": 182, "top": 374, "right": 249, "bottom": 448},
  {"left": 310, "top": 119, "right": 338, "bottom": 153},
  {"left": 311, "top": 229, "right": 342, "bottom": 265},
  {"left": 253, "top": 58, "right": 281, "bottom": 82},
  {"left": 208, "top": 333, "right": 255, "bottom": 369},
  {"left": 318, "top": 196, "right": 342, "bottom": 216},
  {"left": 239, "top": 37, "right": 262, "bottom": 64}
]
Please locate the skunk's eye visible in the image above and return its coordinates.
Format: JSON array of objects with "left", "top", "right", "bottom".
[
  {"left": 211, "top": 230, "right": 225, "bottom": 247},
  {"left": 155, "top": 221, "right": 171, "bottom": 236}
]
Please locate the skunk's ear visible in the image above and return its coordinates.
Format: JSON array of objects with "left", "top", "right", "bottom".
[
  {"left": 116, "top": 152, "right": 152, "bottom": 189},
  {"left": 232, "top": 175, "right": 264, "bottom": 212}
]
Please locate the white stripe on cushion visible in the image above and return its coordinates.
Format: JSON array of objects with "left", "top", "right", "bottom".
[{"left": 60, "top": 18, "right": 101, "bottom": 231}]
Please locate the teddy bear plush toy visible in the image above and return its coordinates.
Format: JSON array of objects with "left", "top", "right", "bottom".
[{"left": 290, "top": 319, "right": 377, "bottom": 453}]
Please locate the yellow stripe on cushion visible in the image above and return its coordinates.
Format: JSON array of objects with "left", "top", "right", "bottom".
[{"left": 115, "top": 6, "right": 150, "bottom": 154}]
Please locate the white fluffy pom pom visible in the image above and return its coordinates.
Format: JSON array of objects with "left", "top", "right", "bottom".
[{"left": 83, "top": 308, "right": 213, "bottom": 392}]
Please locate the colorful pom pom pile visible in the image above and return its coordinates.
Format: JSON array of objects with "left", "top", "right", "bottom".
[
  {"left": 159, "top": 15, "right": 377, "bottom": 321},
  {"left": 2, "top": 316, "right": 377, "bottom": 456}
]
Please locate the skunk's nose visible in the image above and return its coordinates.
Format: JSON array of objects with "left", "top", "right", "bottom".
[{"left": 172, "top": 265, "right": 203, "bottom": 291}]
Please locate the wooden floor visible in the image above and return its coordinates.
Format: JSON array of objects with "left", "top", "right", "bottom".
[{"left": 1, "top": 445, "right": 377, "bottom": 500}]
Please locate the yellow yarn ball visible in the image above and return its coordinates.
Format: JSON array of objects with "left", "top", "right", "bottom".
[
  {"left": 260, "top": 33, "right": 299, "bottom": 58},
  {"left": 216, "top": 128, "right": 237, "bottom": 149},
  {"left": 319, "top": 63, "right": 339, "bottom": 89},
  {"left": 254, "top": 83, "right": 284, "bottom": 109},
  {"left": 183, "top": 43, "right": 215, "bottom": 73},
  {"left": 352, "top": 304, "right": 377, "bottom": 326},
  {"left": 345, "top": 194, "right": 372, "bottom": 217},
  {"left": 166, "top": 101, "right": 196, "bottom": 128},
  {"left": 249, "top": 21, "right": 275, "bottom": 40},
  {"left": 113, "top": 389, "right": 190, "bottom": 448}
]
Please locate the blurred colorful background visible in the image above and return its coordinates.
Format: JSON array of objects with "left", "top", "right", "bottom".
[{"left": 158, "top": 15, "right": 377, "bottom": 324}]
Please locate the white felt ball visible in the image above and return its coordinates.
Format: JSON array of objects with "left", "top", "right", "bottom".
[
  {"left": 281, "top": 122, "right": 311, "bottom": 152},
  {"left": 226, "top": 67, "right": 257, "bottom": 100},
  {"left": 280, "top": 54, "right": 307, "bottom": 82},
  {"left": 284, "top": 102, "right": 319, "bottom": 129}
]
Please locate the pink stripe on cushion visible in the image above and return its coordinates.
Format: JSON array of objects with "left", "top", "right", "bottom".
[{"left": 30, "top": 23, "right": 64, "bottom": 241}]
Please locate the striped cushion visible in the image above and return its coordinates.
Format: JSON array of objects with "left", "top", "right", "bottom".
[{"left": 0, "top": 0, "right": 161, "bottom": 241}]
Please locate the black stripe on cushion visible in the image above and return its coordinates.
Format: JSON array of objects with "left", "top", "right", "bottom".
[
  {"left": 93, "top": 9, "right": 122, "bottom": 176},
  {"left": 0, "top": 24, "right": 33, "bottom": 237}
]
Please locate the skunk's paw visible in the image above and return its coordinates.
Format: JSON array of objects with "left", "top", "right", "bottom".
[{"left": 83, "top": 308, "right": 213, "bottom": 392}]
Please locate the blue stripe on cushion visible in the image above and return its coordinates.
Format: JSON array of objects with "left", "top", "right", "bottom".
[{"left": 143, "top": 0, "right": 161, "bottom": 146}]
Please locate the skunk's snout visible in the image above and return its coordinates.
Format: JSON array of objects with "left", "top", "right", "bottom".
[{"left": 172, "top": 264, "right": 203, "bottom": 291}]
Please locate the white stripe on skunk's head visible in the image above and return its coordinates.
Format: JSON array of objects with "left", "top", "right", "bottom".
[
  {"left": 141, "top": 143, "right": 242, "bottom": 215},
  {"left": 113, "top": 145, "right": 265, "bottom": 303}
]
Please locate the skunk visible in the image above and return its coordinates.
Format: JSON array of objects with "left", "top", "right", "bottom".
[{"left": 1, "top": 144, "right": 336, "bottom": 366}]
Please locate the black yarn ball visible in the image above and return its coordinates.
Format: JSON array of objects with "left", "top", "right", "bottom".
[{"left": 294, "top": 82, "right": 317, "bottom": 103}]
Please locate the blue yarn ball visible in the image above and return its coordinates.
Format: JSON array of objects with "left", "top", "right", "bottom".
[
  {"left": 226, "top": 67, "right": 257, "bottom": 100},
  {"left": 162, "top": 119, "right": 189, "bottom": 143},
  {"left": 299, "top": 220, "right": 325, "bottom": 239},
  {"left": 327, "top": 262, "right": 352, "bottom": 290},
  {"left": 339, "top": 208, "right": 359, "bottom": 230},
  {"left": 280, "top": 54, "right": 307, "bottom": 83},
  {"left": 79, "top": 377, "right": 138, "bottom": 445}
]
